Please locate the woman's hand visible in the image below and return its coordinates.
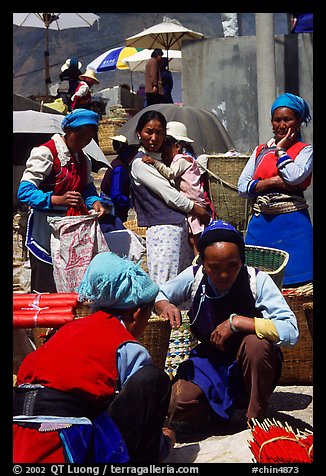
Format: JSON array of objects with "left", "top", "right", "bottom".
[
  {"left": 276, "top": 127, "right": 297, "bottom": 150},
  {"left": 155, "top": 300, "right": 182, "bottom": 329},
  {"left": 142, "top": 155, "right": 155, "bottom": 165},
  {"left": 210, "top": 319, "right": 233, "bottom": 351},
  {"left": 92, "top": 200, "right": 106, "bottom": 218},
  {"left": 192, "top": 204, "right": 210, "bottom": 226},
  {"left": 52, "top": 190, "right": 84, "bottom": 208}
]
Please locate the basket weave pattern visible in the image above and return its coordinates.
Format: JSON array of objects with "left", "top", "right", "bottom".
[
  {"left": 280, "top": 286, "right": 313, "bottom": 385},
  {"left": 207, "top": 155, "right": 251, "bottom": 233},
  {"left": 245, "top": 245, "right": 289, "bottom": 290},
  {"left": 98, "top": 118, "right": 127, "bottom": 155},
  {"left": 139, "top": 315, "right": 171, "bottom": 371}
]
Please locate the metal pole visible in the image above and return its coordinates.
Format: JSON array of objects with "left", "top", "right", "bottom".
[
  {"left": 255, "top": 13, "right": 276, "bottom": 143},
  {"left": 44, "top": 26, "right": 50, "bottom": 98}
]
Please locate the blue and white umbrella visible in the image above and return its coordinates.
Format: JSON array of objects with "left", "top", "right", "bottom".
[{"left": 87, "top": 46, "right": 141, "bottom": 72}]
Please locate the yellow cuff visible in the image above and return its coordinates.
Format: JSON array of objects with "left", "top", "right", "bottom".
[{"left": 254, "top": 317, "right": 279, "bottom": 342}]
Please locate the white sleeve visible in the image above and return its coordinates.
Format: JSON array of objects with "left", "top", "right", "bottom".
[
  {"left": 277, "top": 145, "right": 313, "bottom": 185},
  {"left": 152, "top": 158, "right": 190, "bottom": 180},
  {"left": 20, "top": 145, "right": 54, "bottom": 187},
  {"left": 131, "top": 157, "right": 194, "bottom": 213}
]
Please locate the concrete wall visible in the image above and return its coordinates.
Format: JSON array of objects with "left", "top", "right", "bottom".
[{"left": 182, "top": 33, "right": 313, "bottom": 154}]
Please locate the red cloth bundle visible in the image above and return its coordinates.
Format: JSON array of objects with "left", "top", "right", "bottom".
[
  {"left": 13, "top": 293, "right": 79, "bottom": 311},
  {"left": 248, "top": 418, "right": 313, "bottom": 463},
  {"left": 13, "top": 307, "right": 74, "bottom": 329}
]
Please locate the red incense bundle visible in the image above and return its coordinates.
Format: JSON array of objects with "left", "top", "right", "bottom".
[
  {"left": 13, "top": 293, "right": 79, "bottom": 310},
  {"left": 13, "top": 307, "right": 74, "bottom": 329},
  {"left": 248, "top": 418, "right": 313, "bottom": 463}
]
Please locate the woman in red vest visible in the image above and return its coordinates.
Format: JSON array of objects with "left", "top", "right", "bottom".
[
  {"left": 17, "top": 108, "right": 105, "bottom": 293},
  {"left": 13, "top": 252, "right": 174, "bottom": 464},
  {"left": 238, "top": 93, "right": 313, "bottom": 286},
  {"left": 70, "top": 69, "right": 99, "bottom": 110}
]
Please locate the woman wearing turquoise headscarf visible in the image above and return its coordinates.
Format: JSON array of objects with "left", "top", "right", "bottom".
[
  {"left": 238, "top": 93, "right": 313, "bottom": 286},
  {"left": 13, "top": 252, "right": 174, "bottom": 464}
]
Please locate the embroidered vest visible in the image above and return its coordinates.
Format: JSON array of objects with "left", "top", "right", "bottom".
[
  {"left": 40, "top": 139, "right": 88, "bottom": 195},
  {"left": 253, "top": 141, "right": 312, "bottom": 190},
  {"left": 130, "top": 152, "right": 187, "bottom": 227},
  {"left": 17, "top": 312, "right": 137, "bottom": 401}
]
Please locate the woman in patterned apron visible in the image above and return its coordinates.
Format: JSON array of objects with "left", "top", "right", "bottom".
[{"left": 17, "top": 108, "right": 105, "bottom": 292}]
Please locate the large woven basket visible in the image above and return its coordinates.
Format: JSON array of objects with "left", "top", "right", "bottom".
[
  {"left": 98, "top": 118, "right": 128, "bottom": 155},
  {"left": 207, "top": 155, "right": 251, "bottom": 233},
  {"left": 139, "top": 315, "right": 172, "bottom": 371},
  {"left": 279, "top": 284, "right": 313, "bottom": 385},
  {"left": 245, "top": 245, "right": 289, "bottom": 290}
]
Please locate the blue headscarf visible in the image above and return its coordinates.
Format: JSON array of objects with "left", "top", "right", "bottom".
[
  {"left": 61, "top": 108, "right": 99, "bottom": 130},
  {"left": 198, "top": 219, "right": 246, "bottom": 263},
  {"left": 77, "top": 252, "right": 159, "bottom": 309},
  {"left": 271, "top": 93, "right": 311, "bottom": 126}
]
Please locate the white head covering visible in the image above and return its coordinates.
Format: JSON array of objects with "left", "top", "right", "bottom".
[{"left": 166, "top": 121, "right": 194, "bottom": 142}]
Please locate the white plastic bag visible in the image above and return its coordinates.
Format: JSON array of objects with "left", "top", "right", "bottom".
[{"left": 48, "top": 214, "right": 109, "bottom": 293}]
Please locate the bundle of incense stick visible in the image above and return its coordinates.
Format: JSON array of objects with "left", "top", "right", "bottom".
[{"left": 248, "top": 418, "right": 313, "bottom": 463}]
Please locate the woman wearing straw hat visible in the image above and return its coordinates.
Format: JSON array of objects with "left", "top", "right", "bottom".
[
  {"left": 13, "top": 252, "right": 175, "bottom": 464},
  {"left": 71, "top": 69, "right": 99, "bottom": 111}
]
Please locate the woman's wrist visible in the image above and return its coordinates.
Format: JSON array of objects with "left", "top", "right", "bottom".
[{"left": 275, "top": 147, "right": 287, "bottom": 158}]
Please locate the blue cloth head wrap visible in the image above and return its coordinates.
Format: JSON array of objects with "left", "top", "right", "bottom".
[
  {"left": 77, "top": 252, "right": 159, "bottom": 309},
  {"left": 61, "top": 108, "right": 99, "bottom": 130},
  {"left": 198, "top": 219, "right": 246, "bottom": 263},
  {"left": 271, "top": 93, "right": 311, "bottom": 126}
]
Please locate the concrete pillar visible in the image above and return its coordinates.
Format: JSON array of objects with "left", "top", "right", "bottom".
[{"left": 255, "top": 13, "right": 276, "bottom": 143}]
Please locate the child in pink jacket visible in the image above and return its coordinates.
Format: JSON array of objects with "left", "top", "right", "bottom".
[{"left": 142, "top": 135, "right": 207, "bottom": 255}]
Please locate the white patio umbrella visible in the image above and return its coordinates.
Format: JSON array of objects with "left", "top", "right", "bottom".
[
  {"left": 13, "top": 13, "right": 100, "bottom": 98},
  {"left": 13, "top": 110, "right": 110, "bottom": 168},
  {"left": 125, "top": 17, "right": 204, "bottom": 65},
  {"left": 122, "top": 49, "right": 182, "bottom": 72}
]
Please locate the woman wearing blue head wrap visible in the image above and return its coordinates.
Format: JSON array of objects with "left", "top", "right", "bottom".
[
  {"left": 17, "top": 108, "right": 105, "bottom": 292},
  {"left": 238, "top": 93, "right": 313, "bottom": 286},
  {"left": 13, "top": 252, "right": 175, "bottom": 464},
  {"left": 155, "top": 219, "right": 298, "bottom": 427}
]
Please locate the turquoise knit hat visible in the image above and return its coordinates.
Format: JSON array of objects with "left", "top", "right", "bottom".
[{"left": 77, "top": 252, "right": 159, "bottom": 309}]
